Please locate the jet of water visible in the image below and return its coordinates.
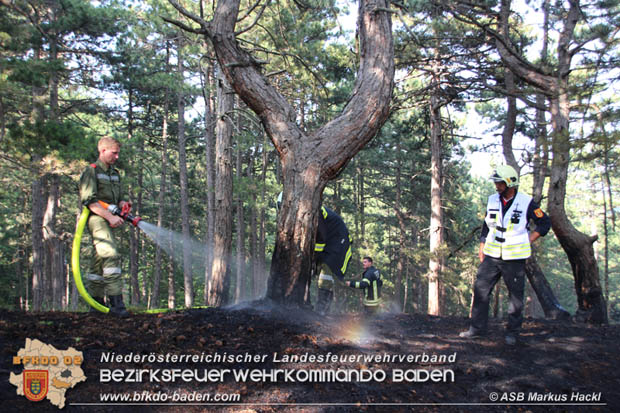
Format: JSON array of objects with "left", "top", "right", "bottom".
[
  {"left": 136, "top": 220, "right": 268, "bottom": 302},
  {"left": 137, "top": 221, "right": 209, "bottom": 272}
]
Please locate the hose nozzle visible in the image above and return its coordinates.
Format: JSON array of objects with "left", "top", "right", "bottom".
[{"left": 98, "top": 201, "right": 142, "bottom": 227}]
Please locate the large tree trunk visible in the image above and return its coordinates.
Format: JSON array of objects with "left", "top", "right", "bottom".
[
  {"left": 267, "top": 172, "right": 325, "bottom": 305},
  {"left": 208, "top": 71, "right": 234, "bottom": 307},
  {"left": 498, "top": 8, "right": 569, "bottom": 319},
  {"left": 168, "top": 0, "right": 394, "bottom": 306},
  {"left": 548, "top": 94, "right": 606, "bottom": 323},
  {"left": 43, "top": 173, "right": 65, "bottom": 310}
]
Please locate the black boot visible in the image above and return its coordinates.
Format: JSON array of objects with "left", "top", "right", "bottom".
[
  {"left": 108, "top": 295, "right": 129, "bottom": 317},
  {"left": 89, "top": 297, "right": 105, "bottom": 313}
]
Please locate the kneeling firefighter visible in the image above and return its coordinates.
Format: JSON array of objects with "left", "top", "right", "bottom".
[{"left": 277, "top": 193, "right": 352, "bottom": 315}]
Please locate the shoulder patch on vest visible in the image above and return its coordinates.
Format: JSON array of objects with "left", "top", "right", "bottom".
[{"left": 534, "top": 208, "right": 544, "bottom": 218}]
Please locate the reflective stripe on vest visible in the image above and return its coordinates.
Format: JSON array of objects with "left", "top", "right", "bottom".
[
  {"left": 364, "top": 279, "right": 382, "bottom": 306},
  {"left": 482, "top": 192, "right": 532, "bottom": 260},
  {"left": 341, "top": 244, "right": 352, "bottom": 274}
]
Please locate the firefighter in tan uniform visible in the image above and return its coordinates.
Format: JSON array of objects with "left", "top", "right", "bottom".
[
  {"left": 79, "top": 136, "right": 131, "bottom": 316},
  {"left": 460, "top": 165, "right": 551, "bottom": 345}
]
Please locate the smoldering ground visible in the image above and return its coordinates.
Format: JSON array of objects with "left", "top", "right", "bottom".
[{"left": 2, "top": 302, "right": 619, "bottom": 412}]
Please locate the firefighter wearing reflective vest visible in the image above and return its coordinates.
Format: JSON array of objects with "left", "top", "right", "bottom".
[
  {"left": 79, "top": 136, "right": 131, "bottom": 316},
  {"left": 315, "top": 205, "right": 352, "bottom": 315},
  {"left": 347, "top": 256, "right": 382, "bottom": 314},
  {"left": 460, "top": 165, "right": 550, "bottom": 345}
]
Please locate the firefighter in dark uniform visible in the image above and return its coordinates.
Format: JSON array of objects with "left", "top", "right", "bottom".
[
  {"left": 79, "top": 136, "right": 131, "bottom": 316},
  {"left": 315, "top": 205, "right": 352, "bottom": 315},
  {"left": 276, "top": 193, "right": 352, "bottom": 315},
  {"left": 347, "top": 256, "right": 382, "bottom": 315},
  {"left": 460, "top": 165, "right": 551, "bottom": 345}
]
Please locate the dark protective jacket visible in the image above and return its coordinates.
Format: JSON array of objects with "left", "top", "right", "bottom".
[
  {"left": 315, "top": 206, "right": 352, "bottom": 280},
  {"left": 349, "top": 266, "right": 382, "bottom": 307}
]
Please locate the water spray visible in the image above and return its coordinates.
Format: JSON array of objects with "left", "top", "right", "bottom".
[{"left": 72, "top": 202, "right": 216, "bottom": 313}]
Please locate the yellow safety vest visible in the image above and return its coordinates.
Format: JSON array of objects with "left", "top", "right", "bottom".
[{"left": 482, "top": 192, "right": 532, "bottom": 260}]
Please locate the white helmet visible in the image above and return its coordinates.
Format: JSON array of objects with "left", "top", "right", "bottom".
[{"left": 490, "top": 165, "right": 519, "bottom": 188}]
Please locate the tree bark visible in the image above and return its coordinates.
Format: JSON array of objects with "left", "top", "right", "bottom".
[
  {"left": 548, "top": 94, "right": 606, "bottom": 323},
  {"left": 31, "top": 165, "right": 45, "bottom": 311},
  {"left": 167, "top": 232, "right": 175, "bottom": 309},
  {"left": 357, "top": 161, "right": 366, "bottom": 245},
  {"left": 136, "top": 122, "right": 146, "bottom": 303},
  {"left": 427, "top": 86, "right": 444, "bottom": 316},
  {"left": 128, "top": 89, "right": 141, "bottom": 306},
  {"left": 208, "top": 70, "right": 234, "bottom": 307},
  {"left": 249, "top": 157, "right": 258, "bottom": 300},
  {"left": 202, "top": 61, "right": 216, "bottom": 304},
  {"left": 256, "top": 136, "right": 269, "bottom": 298},
  {"left": 151, "top": 75, "right": 170, "bottom": 309},
  {"left": 177, "top": 38, "right": 193, "bottom": 308},
  {"left": 43, "top": 173, "right": 64, "bottom": 310},
  {"left": 395, "top": 134, "right": 405, "bottom": 312},
  {"left": 234, "top": 122, "right": 245, "bottom": 303}
]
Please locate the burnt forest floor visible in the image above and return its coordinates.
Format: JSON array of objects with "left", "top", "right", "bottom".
[{"left": 1, "top": 302, "right": 619, "bottom": 413}]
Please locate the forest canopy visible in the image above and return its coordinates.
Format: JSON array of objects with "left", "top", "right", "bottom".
[{"left": 0, "top": 0, "right": 618, "bottom": 322}]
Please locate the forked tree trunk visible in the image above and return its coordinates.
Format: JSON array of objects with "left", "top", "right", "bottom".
[
  {"left": 167, "top": 0, "right": 394, "bottom": 306},
  {"left": 488, "top": 0, "right": 607, "bottom": 323},
  {"left": 548, "top": 95, "right": 606, "bottom": 323}
]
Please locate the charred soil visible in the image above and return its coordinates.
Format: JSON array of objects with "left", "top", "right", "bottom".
[{"left": 1, "top": 304, "right": 619, "bottom": 412}]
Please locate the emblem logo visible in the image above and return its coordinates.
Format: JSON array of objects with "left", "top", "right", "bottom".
[{"left": 23, "top": 370, "right": 48, "bottom": 402}]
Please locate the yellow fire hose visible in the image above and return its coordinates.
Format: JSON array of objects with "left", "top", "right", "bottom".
[
  {"left": 72, "top": 206, "right": 210, "bottom": 314},
  {"left": 72, "top": 207, "right": 109, "bottom": 313}
]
